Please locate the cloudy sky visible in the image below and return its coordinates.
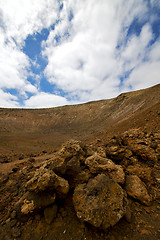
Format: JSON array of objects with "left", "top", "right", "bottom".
[{"left": 0, "top": 0, "right": 160, "bottom": 108}]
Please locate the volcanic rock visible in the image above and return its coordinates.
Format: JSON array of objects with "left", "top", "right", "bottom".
[
  {"left": 59, "top": 140, "right": 85, "bottom": 159},
  {"left": 125, "top": 175, "right": 151, "bottom": 205},
  {"left": 25, "top": 166, "right": 69, "bottom": 198},
  {"left": 85, "top": 154, "right": 125, "bottom": 184},
  {"left": 73, "top": 174, "right": 127, "bottom": 230},
  {"left": 126, "top": 164, "right": 152, "bottom": 184},
  {"left": 129, "top": 144, "right": 157, "bottom": 165},
  {"left": 15, "top": 191, "right": 56, "bottom": 218}
]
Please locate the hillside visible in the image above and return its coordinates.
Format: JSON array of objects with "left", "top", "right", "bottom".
[{"left": 0, "top": 84, "right": 160, "bottom": 155}]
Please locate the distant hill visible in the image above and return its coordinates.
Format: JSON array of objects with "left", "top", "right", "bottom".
[{"left": 0, "top": 84, "right": 160, "bottom": 154}]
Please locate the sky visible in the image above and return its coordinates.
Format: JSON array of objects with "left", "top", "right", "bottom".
[{"left": 0, "top": 0, "right": 160, "bottom": 108}]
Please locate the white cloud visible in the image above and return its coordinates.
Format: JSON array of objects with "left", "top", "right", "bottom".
[
  {"left": 0, "top": 0, "right": 59, "bottom": 44},
  {"left": 0, "top": 33, "right": 38, "bottom": 95},
  {"left": 0, "top": 89, "right": 19, "bottom": 108},
  {"left": 120, "top": 24, "right": 153, "bottom": 73},
  {"left": 149, "top": 40, "right": 160, "bottom": 61},
  {"left": 124, "top": 61, "right": 160, "bottom": 90},
  {"left": 24, "top": 92, "right": 68, "bottom": 108},
  {"left": 0, "top": 0, "right": 60, "bottom": 107},
  {"left": 43, "top": 0, "right": 156, "bottom": 103},
  {"left": 0, "top": 0, "right": 160, "bottom": 108}
]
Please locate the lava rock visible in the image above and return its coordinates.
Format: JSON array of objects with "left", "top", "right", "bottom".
[
  {"left": 25, "top": 166, "right": 69, "bottom": 198},
  {"left": 73, "top": 174, "right": 127, "bottom": 230},
  {"left": 129, "top": 144, "right": 157, "bottom": 165},
  {"left": 125, "top": 175, "right": 151, "bottom": 205},
  {"left": 15, "top": 191, "right": 56, "bottom": 218},
  {"left": 85, "top": 154, "right": 125, "bottom": 184}
]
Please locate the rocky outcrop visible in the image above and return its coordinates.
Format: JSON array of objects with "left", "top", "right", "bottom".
[{"left": 73, "top": 174, "right": 127, "bottom": 230}]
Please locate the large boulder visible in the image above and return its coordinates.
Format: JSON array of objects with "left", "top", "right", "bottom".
[
  {"left": 25, "top": 166, "right": 69, "bottom": 198},
  {"left": 73, "top": 174, "right": 127, "bottom": 230},
  {"left": 125, "top": 175, "right": 151, "bottom": 205},
  {"left": 85, "top": 154, "right": 125, "bottom": 184}
]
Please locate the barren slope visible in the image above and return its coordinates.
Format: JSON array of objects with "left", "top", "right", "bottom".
[{"left": 0, "top": 84, "right": 159, "bottom": 155}]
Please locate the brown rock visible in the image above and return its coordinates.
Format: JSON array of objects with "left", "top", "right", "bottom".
[
  {"left": 43, "top": 155, "right": 67, "bottom": 175},
  {"left": 106, "top": 145, "right": 132, "bottom": 162},
  {"left": 125, "top": 175, "right": 151, "bottom": 205},
  {"left": 59, "top": 139, "right": 85, "bottom": 159},
  {"left": 43, "top": 140, "right": 85, "bottom": 176},
  {"left": 44, "top": 204, "right": 58, "bottom": 224},
  {"left": 73, "top": 174, "right": 127, "bottom": 230},
  {"left": 129, "top": 144, "right": 157, "bottom": 165},
  {"left": 75, "top": 169, "right": 92, "bottom": 184},
  {"left": 85, "top": 154, "right": 125, "bottom": 184},
  {"left": 25, "top": 166, "right": 69, "bottom": 198},
  {"left": 65, "top": 156, "right": 80, "bottom": 176},
  {"left": 126, "top": 165, "right": 152, "bottom": 183},
  {"left": 15, "top": 191, "right": 56, "bottom": 217}
]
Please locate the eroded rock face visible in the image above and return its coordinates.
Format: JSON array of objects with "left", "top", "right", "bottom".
[
  {"left": 125, "top": 175, "right": 151, "bottom": 205},
  {"left": 25, "top": 166, "right": 69, "bottom": 198},
  {"left": 73, "top": 174, "right": 127, "bottom": 230},
  {"left": 85, "top": 154, "right": 125, "bottom": 184}
]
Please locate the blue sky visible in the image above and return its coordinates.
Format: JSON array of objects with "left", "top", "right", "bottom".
[{"left": 0, "top": 0, "right": 160, "bottom": 108}]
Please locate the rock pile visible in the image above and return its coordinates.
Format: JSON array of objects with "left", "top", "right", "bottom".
[{"left": 12, "top": 130, "right": 159, "bottom": 231}]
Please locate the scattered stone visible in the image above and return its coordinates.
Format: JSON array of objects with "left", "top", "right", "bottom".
[
  {"left": 73, "top": 174, "right": 127, "bottom": 230},
  {"left": 44, "top": 204, "right": 58, "bottom": 224},
  {"left": 124, "top": 205, "right": 132, "bottom": 223},
  {"left": 125, "top": 175, "right": 151, "bottom": 205}
]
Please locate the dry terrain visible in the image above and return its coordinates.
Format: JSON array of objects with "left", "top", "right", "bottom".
[{"left": 0, "top": 84, "right": 160, "bottom": 240}]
